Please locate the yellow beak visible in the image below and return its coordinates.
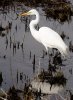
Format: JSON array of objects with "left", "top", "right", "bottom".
[{"left": 19, "top": 12, "right": 31, "bottom": 16}]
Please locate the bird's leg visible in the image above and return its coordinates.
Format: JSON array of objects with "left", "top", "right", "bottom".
[
  {"left": 45, "top": 51, "right": 48, "bottom": 55},
  {"left": 41, "top": 50, "right": 47, "bottom": 58},
  {"left": 45, "top": 47, "right": 53, "bottom": 56},
  {"left": 45, "top": 47, "right": 48, "bottom": 55}
]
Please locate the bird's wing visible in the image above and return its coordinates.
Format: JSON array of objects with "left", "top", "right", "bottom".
[{"left": 39, "top": 27, "right": 63, "bottom": 48}]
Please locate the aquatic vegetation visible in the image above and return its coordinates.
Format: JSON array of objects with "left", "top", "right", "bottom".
[
  {"left": 0, "top": 0, "right": 13, "bottom": 7},
  {"left": 0, "top": 88, "right": 7, "bottom": 100},
  {"left": 0, "top": 0, "right": 73, "bottom": 23},
  {"left": 53, "top": 53, "right": 62, "bottom": 66},
  {"left": 69, "top": 41, "right": 73, "bottom": 52},
  {"left": 17, "top": 0, "right": 73, "bottom": 23},
  {"left": 0, "top": 0, "right": 72, "bottom": 99},
  {"left": 0, "top": 72, "right": 3, "bottom": 86},
  {"left": 7, "top": 86, "right": 22, "bottom": 100},
  {"left": 42, "top": 0, "right": 73, "bottom": 23},
  {"left": 38, "top": 70, "right": 67, "bottom": 86},
  {"left": 60, "top": 32, "right": 69, "bottom": 40},
  {"left": 23, "top": 83, "right": 34, "bottom": 100},
  {"left": 69, "top": 90, "right": 73, "bottom": 100}
]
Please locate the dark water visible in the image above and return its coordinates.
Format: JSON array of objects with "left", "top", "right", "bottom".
[{"left": 0, "top": 1, "right": 73, "bottom": 95}]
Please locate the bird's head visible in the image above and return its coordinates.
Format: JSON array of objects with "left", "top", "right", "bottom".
[{"left": 19, "top": 9, "right": 37, "bottom": 16}]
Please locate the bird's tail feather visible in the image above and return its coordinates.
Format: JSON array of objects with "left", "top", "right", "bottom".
[
  {"left": 58, "top": 46, "right": 69, "bottom": 58},
  {"left": 64, "top": 47, "right": 70, "bottom": 58}
]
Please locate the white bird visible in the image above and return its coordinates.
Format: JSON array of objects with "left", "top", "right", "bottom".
[{"left": 19, "top": 9, "right": 68, "bottom": 56}]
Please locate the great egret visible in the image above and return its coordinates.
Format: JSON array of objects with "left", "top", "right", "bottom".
[{"left": 19, "top": 9, "right": 68, "bottom": 56}]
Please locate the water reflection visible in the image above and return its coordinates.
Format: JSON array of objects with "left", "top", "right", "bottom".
[
  {"left": 0, "top": 0, "right": 73, "bottom": 99},
  {"left": 0, "top": 72, "right": 3, "bottom": 86},
  {"left": 32, "top": 54, "right": 35, "bottom": 73}
]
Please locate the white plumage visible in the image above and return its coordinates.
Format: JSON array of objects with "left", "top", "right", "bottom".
[
  {"left": 19, "top": 9, "right": 68, "bottom": 56},
  {"left": 39, "top": 27, "right": 68, "bottom": 55}
]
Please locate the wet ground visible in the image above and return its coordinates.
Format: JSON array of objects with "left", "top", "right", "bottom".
[{"left": 0, "top": 0, "right": 73, "bottom": 99}]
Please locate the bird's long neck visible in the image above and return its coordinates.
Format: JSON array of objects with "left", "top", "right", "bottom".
[
  {"left": 29, "top": 11, "right": 40, "bottom": 42},
  {"left": 30, "top": 11, "right": 39, "bottom": 32}
]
